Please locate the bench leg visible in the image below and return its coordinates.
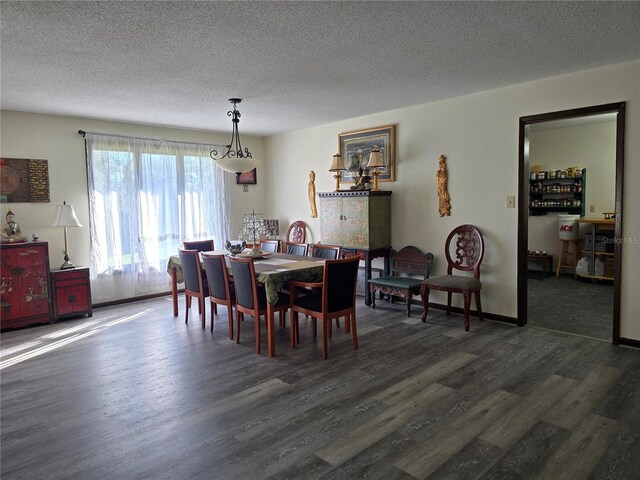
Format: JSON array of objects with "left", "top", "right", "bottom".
[{"left": 406, "top": 291, "right": 411, "bottom": 317}]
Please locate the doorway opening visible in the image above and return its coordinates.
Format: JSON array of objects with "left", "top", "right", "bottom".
[{"left": 517, "top": 102, "right": 625, "bottom": 343}]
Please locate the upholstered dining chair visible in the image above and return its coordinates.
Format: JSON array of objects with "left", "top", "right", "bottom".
[
  {"left": 178, "top": 249, "right": 209, "bottom": 329},
  {"left": 286, "top": 220, "right": 307, "bottom": 244},
  {"left": 229, "top": 256, "right": 290, "bottom": 354},
  {"left": 288, "top": 256, "right": 360, "bottom": 360},
  {"left": 202, "top": 253, "right": 235, "bottom": 338},
  {"left": 183, "top": 239, "right": 215, "bottom": 252},
  {"left": 259, "top": 240, "right": 280, "bottom": 253},
  {"left": 420, "top": 224, "right": 484, "bottom": 331},
  {"left": 285, "top": 242, "right": 309, "bottom": 256},
  {"left": 310, "top": 244, "right": 341, "bottom": 260}
]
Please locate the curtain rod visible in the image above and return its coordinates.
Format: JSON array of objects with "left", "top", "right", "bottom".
[{"left": 78, "top": 130, "right": 225, "bottom": 148}]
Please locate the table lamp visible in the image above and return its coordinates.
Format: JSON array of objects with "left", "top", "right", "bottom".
[
  {"left": 367, "top": 146, "right": 385, "bottom": 191},
  {"left": 51, "top": 201, "right": 83, "bottom": 269},
  {"left": 329, "top": 153, "right": 346, "bottom": 191}
]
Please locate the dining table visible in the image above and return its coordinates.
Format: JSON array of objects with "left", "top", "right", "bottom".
[{"left": 167, "top": 250, "right": 325, "bottom": 357}]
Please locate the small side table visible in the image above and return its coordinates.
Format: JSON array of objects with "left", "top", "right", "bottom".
[
  {"left": 527, "top": 253, "right": 553, "bottom": 276},
  {"left": 50, "top": 267, "right": 93, "bottom": 321}
]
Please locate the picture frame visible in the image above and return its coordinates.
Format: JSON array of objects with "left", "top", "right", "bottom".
[
  {"left": 339, "top": 125, "right": 395, "bottom": 184},
  {"left": 236, "top": 168, "right": 257, "bottom": 185}
]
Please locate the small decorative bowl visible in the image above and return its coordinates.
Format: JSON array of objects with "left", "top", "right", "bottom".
[{"left": 225, "top": 240, "right": 246, "bottom": 256}]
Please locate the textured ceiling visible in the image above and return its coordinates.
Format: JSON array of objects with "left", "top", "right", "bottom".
[{"left": 1, "top": 1, "right": 639, "bottom": 136}]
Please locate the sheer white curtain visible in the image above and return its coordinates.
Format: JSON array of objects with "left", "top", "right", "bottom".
[{"left": 85, "top": 133, "right": 229, "bottom": 302}]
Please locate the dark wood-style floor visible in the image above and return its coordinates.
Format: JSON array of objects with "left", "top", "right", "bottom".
[{"left": 1, "top": 295, "right": 639, "bottom": 480}]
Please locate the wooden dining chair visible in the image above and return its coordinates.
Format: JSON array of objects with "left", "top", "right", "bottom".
[
  {"left": 310, "top": 244, "right": 341, "bottom": 260},
  {"left": 183, "top": 239, "right": 215, "bottom": 252},
  {"left": 421, "top": 224, "right": 484, "bottom": 331},
  {"left": 259, "top": 240, "right": 280, "bottom": 253},
  {"left": 288, "top": 256, "right": 360, "bottom": 359},
  {"left": 229, "top": 256, "right": 290, "bottom": 354},
  {"left": 202, "top": 253, "right": 235, "bottom": 338},
  {"left": 285, "top": 242, "right": 309, "bottom": 256},
  {"left": 286, "top": 220, "right": 307, "bottom": 244},
  {"left": 178, "top": 249, "right": 209, "bottom": 329}
]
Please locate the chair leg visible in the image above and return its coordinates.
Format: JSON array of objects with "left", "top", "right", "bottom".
[
  {"left": 420, "top": 284, "right": 430, "bottom": 323},
  {"left": 350, "top": 312, "right": 358, "bottom": 350},
  {"left": 344, "top": 315, "right": 351, "bottom": 333},
  {"left": 322, "top": 317, "right": 329, "bottom": 360},
  {"left": 200, "top": 297, "right": 206, "bottom": 330},
  {"left": 447, "top": 292, "right": 452, "bottom": 315},
  {"left": 184, "top": 294, "right": 190, "bottom": 324},
  {"left": 291, "top": 311, "right": 298, "bottom": 349},
  {"left": 406, "top": 290, "right": 411, "bottom": 317},
  {"left": 236, "top": 312, "right": 243, "bottom": 344},
  {"left": 371, "top": 286, "right": 376, "bottom": 309},
  {"left": 475, "top": 291, "right": 483, "bottom": 320},
  {"left": 210, "top": 299, "right": 215, "bottom": 333},
  {"left": 255, "top": 314, "right": 261, "bottom": 354},
  {"left": 463, "top": 290, "right": 471, "bottom": 331}
]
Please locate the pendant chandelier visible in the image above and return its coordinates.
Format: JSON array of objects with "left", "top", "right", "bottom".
[{"left": 210, "top": 98, "right": 261, "bottom": 175}]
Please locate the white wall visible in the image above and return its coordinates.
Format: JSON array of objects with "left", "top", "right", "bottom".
[
  {"left": 265, "top": 60, "right": 640, "bottom": 341},
  {"left": 528, "top": 121, "right": 616, "bottom": 264},
  {"left": 0, "top": 112, "right": 268, "bottom": 287}
]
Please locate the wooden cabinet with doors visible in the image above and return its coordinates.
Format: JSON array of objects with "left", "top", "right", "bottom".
[
  {"left": 318, "top": 190, "right": 392, "bottom": 306},
  {"left": 0, "top": 241, "right": 52, "bottom": 329},
  {"left": 50, "top": 267, "right": 93, "bottom": 321}
]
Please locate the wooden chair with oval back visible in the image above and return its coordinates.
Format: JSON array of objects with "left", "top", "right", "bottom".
[
  {"left": 420, "top": 224, "right": 485, "bottom": 331},
  {"left": 202, "top": 253, "right": 235, "bottom": 339},
  {"left": 229, "top": 256, "right": 290, "bottom": 354},
  {"left": 286, "top": 220, "right": 307, "bottom": 244},
  {"left": 178, "top": 249, "right": 209, "bottom": 329}
]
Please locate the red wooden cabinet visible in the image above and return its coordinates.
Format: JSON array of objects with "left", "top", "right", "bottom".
[
  {"left": 0, "top": 242, "right": 52, "bottom": 329},
  {"left": 50, "top": 267, "right": 92, "bottom": 321}
]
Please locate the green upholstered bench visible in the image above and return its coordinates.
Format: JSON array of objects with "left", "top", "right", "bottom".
[{"left": 368, "top": 245, "right": 434, "bottom": 317}]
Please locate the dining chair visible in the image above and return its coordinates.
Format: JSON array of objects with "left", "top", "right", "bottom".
[
  {"left": 286, "top": 242, "right": 309, "bottom": 256},
  {"left": 259, "top": 240, "right": 280, "bottom": 253},
  {"left": 229, "top": 256, "right": 290, "bottom": 354},
  {"left": 286, "top": 220, "right": 307, "bottom": 244},
  {"left": 178, "top": 248, "right": 209, "bottom": 329},
  {"left": 202, "top": 253, "right": 235, "bottom": 338},
  {"left": 420, "top": 224, "right": 484, "bottom": 331},
  {"left": 310, "top": 244, "right": 341, "bottom": 260},
  {"left": 288, "top": 256, "right": 360, "bottom": 359},
  {"left": 183, "top": 239, "right": 215, "bottom": 252}
]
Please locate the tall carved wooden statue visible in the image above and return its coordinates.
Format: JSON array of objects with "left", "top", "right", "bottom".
[
  {"left": 308, "top": 170, "right": 318, "bottom": 218},
  {"left": 437, "top": 155, "right": 451, "bottom": 216}
]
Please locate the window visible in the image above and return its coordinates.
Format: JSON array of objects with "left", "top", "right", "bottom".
[{"left": 85, "top": 133, "right": 229, "bottom": 303}]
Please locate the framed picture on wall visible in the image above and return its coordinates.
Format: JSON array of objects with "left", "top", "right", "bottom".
[
  {"left": 339, "top": 125, "right": 396, "bottom": 184},
  {"left": 236, "top": 168, "right": 257, "bottom": 185}
]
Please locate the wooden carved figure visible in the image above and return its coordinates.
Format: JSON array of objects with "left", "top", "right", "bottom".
[
  {"left": 437, "top": 155, "right": 451, "bottom": 216},
  {"left": 308, "top": 170, "right": 318, "bottom": 218}
]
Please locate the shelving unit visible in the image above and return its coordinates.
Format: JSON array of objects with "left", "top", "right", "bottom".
[
  {"left": 529, "top": 168, "right": 586, "bottom": 216},
  {"left": 576, "top": 218, "right": 615, "bottom": 281}
]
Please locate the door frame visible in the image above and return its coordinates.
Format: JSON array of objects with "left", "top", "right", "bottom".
[{"left": 517, "top": 102, "right": 625, "bottom": 343}]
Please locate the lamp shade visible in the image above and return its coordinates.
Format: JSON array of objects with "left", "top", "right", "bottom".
[
  {"left": 214, "top": 156, "right": 261, "bottom": 175},
  {"left": 367, "top": 147, "right": 385, "bottom": 168},
  {"left": 329, "top": 153, "right": 346, "bottom": 171},
  {"left": 52, "top": 202, "right": 83, "bottom": 228}
]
